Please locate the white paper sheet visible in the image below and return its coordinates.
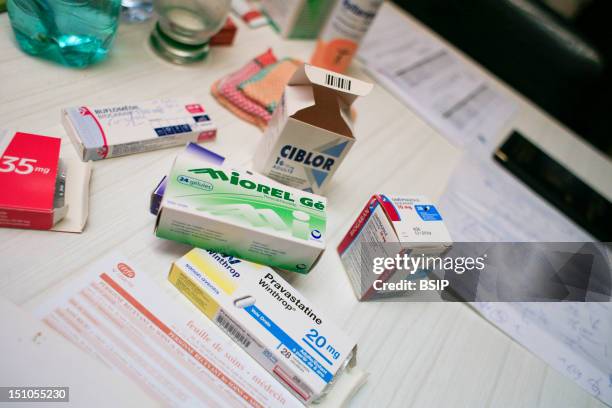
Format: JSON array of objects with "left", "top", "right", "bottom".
[
  {"left": 25, "top": 253, "right": 367, "bottom": 408},
  {"left": 438, "top": 157, "right": 592, "bottom": 243},
  {"left": 357, "top": 4, "right": 517, "bottom": 151},
  {"left": 0, "top": 296, "right": 158, "bottom": 407},
  {"left": 27, "top": 253, "right": 304, "bottom": 408},
  {"left": 438, "top": 158, "right": 612, "bottom": 406}
]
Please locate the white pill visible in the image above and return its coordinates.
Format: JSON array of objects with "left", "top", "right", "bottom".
[{"left": 233, "top": 295, "right": 256, "bottom": 308}]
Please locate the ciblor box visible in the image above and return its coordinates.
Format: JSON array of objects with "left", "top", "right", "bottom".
[{"left": 254, "top": 64, "right": 372, "bottom": 194}]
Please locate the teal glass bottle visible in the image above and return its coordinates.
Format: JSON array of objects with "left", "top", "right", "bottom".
[{"left": 7, "top": 0, "right": 121, "bottom": 68}]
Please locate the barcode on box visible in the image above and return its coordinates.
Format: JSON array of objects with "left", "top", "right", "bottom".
[
  {"left": 325, "top": 74, "right": 352, "bottom": 91},
  {"left": 216, "top": 313, "right": 251, "bottom": 348}
]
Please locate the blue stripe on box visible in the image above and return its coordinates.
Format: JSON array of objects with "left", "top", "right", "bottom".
[
  {"left": 244, "top": 305, "right": 333, "bottom": 383},
  {"left": 302, "top": 337, "right": 333, "bottom": 365},
  {"left": 154, "top": 124, "right": 192, "bottom": 137}
]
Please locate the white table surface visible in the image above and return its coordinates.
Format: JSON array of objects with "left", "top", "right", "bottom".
[{"left": 1, "top": 4, "right": 611, "bottom": 407}]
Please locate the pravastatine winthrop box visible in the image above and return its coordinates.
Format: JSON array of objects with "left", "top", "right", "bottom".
[
  {"left": 169, "top": 248, "right": 357, "bottom": 404},
  {"left": 155, "top": 144, "right": 327, "bottom": 273},
  {"left": 62, "top": 98, "right": 216, "bottom": 161}
]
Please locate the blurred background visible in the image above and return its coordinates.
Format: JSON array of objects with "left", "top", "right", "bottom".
[{"left": 393, "top": 0, "right": 612, "bottom": 157}]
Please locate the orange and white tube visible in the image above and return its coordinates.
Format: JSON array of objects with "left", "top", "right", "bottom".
[{"left": 310, "top": 0, "right": 383, "bottom": 73}]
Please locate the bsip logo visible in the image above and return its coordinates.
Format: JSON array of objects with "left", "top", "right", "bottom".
[{"left": 310, "top": 229, "right": 322, "bottom": 240}]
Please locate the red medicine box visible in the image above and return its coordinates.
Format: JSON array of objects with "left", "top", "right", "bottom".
[
  {"left": 210, "top": 17, "right": 238, "bottom": 46},
  {"left": 0, "top": 131, "right": 66, "bottom": 230}
]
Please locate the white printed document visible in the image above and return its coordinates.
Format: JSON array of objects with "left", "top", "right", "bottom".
[
  {"left": 357, "top": 3, "right": 517, "bottom": 151},
  {"left": 438, "top": 158, "right": 612, "bottom": 406},
  {"left": 26, "top": 253, "right": 303, "bottom": 408}
]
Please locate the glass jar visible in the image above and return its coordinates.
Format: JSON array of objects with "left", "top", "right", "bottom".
[
  {"left": 7, "top": 0, "right": 121, "bottom": 68},
  {"left": 150, "top": 0, "right": 230, "bottom": 64}
]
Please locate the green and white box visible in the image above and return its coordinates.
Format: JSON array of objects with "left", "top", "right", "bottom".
[
  {"left": 155, "top": 144, "right": 327, "bottom": 273},
  {"left": 261, "top": 0, "right": 335, "bottom": 39},
  {"left": 254, "top": 64, "right": 372, "bottom": 194}
]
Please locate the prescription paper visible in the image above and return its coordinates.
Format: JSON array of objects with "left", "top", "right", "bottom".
[
  {"left": 27, "top": 253, "right": 302, "bottom": 408},
  {"left": 0, "top": 296, "right": 157, "bottom": 407},
  {"left": 357, "top": 3, "right": 517, "bottom": 152},
  {"left": 438, "top": 158, "right": 612, "bottom": 406}
]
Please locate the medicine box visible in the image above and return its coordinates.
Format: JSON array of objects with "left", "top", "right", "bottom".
[
  {"left": 261, "top": 0, "right": 335, "bottom": 39},
  {"left": 254, "top": 64, "right": 372, "bottom": 194},
  {"left": 62, "top": 98, "right": 216, "bottom": 161},
  {"left": 0, "top": 131, "right": 66, "bottom": 230},
  {"left": 155, "top": 143, "right": 327, "bottom": 273},
  {"left": 169, "top": 248, "right": 357, "bottom": 404},
  {"left": 337, "top": 195, "right": 452, "bottom": 300},
  {"left": 149, "top": 144, "right": 225, "bottom": 215}
]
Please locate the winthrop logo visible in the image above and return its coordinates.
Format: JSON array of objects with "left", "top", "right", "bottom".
[
  {"left": 207, "top": 250, "right": 241, "bottom": 278},
  {"left": 280, "top": 145, "right": 335, "bottom": 171}
]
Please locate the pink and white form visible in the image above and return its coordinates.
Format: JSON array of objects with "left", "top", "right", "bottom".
[{"left": 27, "top": 253, "right": 302, "bottom": 408}]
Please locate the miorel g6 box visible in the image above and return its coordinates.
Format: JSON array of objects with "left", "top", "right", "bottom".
[
  {"left": 169, "top": 248, "right": 357, "bottom": 404},
  {"left": 155, "top": 144, "right": 327, "bottom": 273}
]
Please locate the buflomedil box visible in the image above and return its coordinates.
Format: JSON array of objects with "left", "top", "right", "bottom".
[
  {"left": 169, "top": 248, "right": 357, "bottom": 404},
  {"left": 62, "top": 98, "right": 216, "bottom": 161},
  {"left": 155, "top": 143, "right": 327, "bottom": 273}
]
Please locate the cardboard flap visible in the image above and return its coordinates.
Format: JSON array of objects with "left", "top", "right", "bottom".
[
  {"left": 289, "top": 64, "right": 373, "bottom": 106},
  {"left": 53, "top": 205, "right": 69, "bottom": 226},
  {"left": 318, "top": 366, "right": 368, "bottom": 408},
  {"left": 285, "top": 86, "right": 316, "bottom": 117},
  {"left": 291, "top": 85, "right": 354, "bottom": 138},
  {"left": 51, "top": 159, "right": 92, "bottom": 233}
]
